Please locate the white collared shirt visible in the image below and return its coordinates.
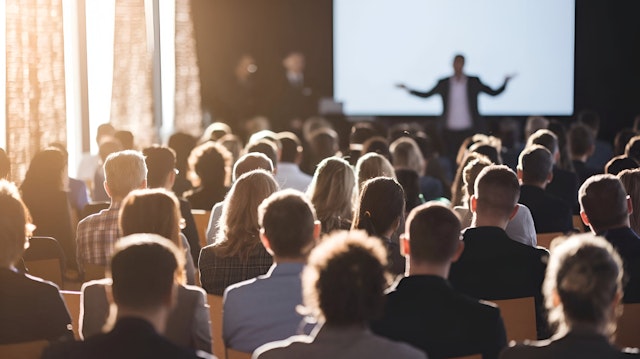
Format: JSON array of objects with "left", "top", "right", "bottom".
[{"left": 447, "top": 75, "right": 473, "bottom": 130}]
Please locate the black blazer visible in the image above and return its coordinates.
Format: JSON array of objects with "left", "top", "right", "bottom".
[
  {"left": 409, "top": 75, "right": 507, "bottom": 133},
  {"left": 371, "top": 275, "right": 507, "bottom": 359},
  {"left": 519, "top": 185, "right": 573, "bottom": 234},
  {"left": 600, "top": 227, "right": 640, "bottom": 303},
  {"left": 546, "top": 166, "right": 579, "bottom": 212}
]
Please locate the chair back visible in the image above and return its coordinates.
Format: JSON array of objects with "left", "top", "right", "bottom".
[
  {"left": 192, "top": 209, "right": 211, "bottom": 249},
  {"left": 24, "top": 259, "right": 64, "bottom": 287},
  {"left": 80, "top": 202, "right": 110, "bottom": 220},
  {"left": 207, "top": 294, "right": 225, "bottom": 359},
  {"left": 492, "top": 297, "right": 537, "bottom": 342},
  {"left": 536, "top": 232, "right": 564, "bottom": 250},
  {"left": 23, "top": 236, "right": 66, "bottom": 287},
  {"left": 83, "top": 264, "right": 107, "bottom": 282},
  {"left": 616, "top": 303, "right": 640, "bottom": 348},
  {"left": 0, "top": 340, "right": 49, "bottom": 359},
  {"left": 61, "top": 290, "right": 82, "bottom": 339},
  {"left": 226, "top": 348, "right": 252, "bottom": 359}
]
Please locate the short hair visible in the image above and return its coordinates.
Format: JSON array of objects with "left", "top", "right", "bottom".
[
  {"left": 568, "top": 124, "right": 595, "bottom": 157},
  {"left": 96, "top": 123, "right": 116, "bottom": 144},
  {"left": 276, "top": 132, "right": 302, "bottom": 163},
  {"left": 406, "top": 202, "right": 461, "bottom": 264},
  {"left": 625, "top": 135, "right": 640, "bottom": 163},
  {"left": 390, "top": 137, "right": 424, "bottom": 175},
  {"left": 518, "top": 145, "right": 553, "bottom": 184},
  {"left": 469, "top": 142, "right": 502, "bottom": 165},
  {"left": 168, "top": 132, "right": 197, "bottom": 174},
  {"left": 99, "top": 139, "right": 123, "bottom": 162},
  {"left": 309, "top": 128, "right": 339, "bottom": 159},
  {"left": 618, "top": 168, "right": 640, "bottom": 235},
  {"left": 453, "top": 53, "right": 465, "bottom": 63},
  {"left": 605, "top": 155, "right": 638, "bottom": 176},
  {"left": 188, "top": 141, "right": 231, "bottom": 188},
  {"left": 258, "top": 189, "right": 317, "bottom": 258},
  {"left": 0, "top": 180, "right": 32, "bottom": 267},
  {"left": 525, "top": 116, "right": 549, "bottom": 139},
  {"left": 0, "top": 148, "right": 10, "bottom": 179},
  {"left": 355, "top": 152, "right": 396, "bottom": 191},
  {"left": 104, "top": 150, "right": 147, "bottom": 199},
  {"left": 143, "top": 146, "right": 176, "bottom": 188},
  {"left": 579, "top": 174, "right": 629, "bottom": 231},
  {"left": 614, "top": 129, "right": 638, "bottom": 156},
  {"left": 119, "top": 188, "right": 182, "bottom": 247},
  {"left": 543, "top": 234, "right": 623, "bottom": 336},
  {"left": 232, "top": 152, "right": 274, "bottom": 181},
  {"left": 245, "top": 139, "right": 278, "bottom": 170},
  {"left": 110, "top": 234, "right": 182, "bottom": 310},
  {"left": 462, "top": 156, "right": 492, "bottom": 201},
  {"left": 352, "top": 177, "right": 405, "bottom": 237},
  {"left": 577, "top": 109, "right": 601, "bottom": 133},
  {"left": 527, "top": 129, "right": 559, "bottom": 155},
  {"left": 302, "top": 230, "right": 388, "bottom": 325},
  {"left": 474, "top": 165, "right": 520, "bottom": 219}
]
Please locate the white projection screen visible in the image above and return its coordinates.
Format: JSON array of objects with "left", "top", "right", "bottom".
[{"left": 333, "top": 0, "right": 575, "bottom": 116}]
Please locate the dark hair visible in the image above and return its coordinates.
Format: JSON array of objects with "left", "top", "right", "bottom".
[
  {"left": 168, "top": 132, "right": 197, "bottom": 174},
  {"left": 469, "top": 142, "right": 502, "bottom": 165},
  {"left": 518, "top": 145, "right": 553, "bottom": 184},
  {"left": 568, "top": 124, "right": 595, "bottom": 157},
  {"left": 577, "top": 109, "right": 601, "bottom": 133},
  {"left": 119, "top": 189, "right": 182, "bottom": 246},
  {"left": 605, "top": 155, "right": 638, "bottom": 176},
  {"left": 232, "top": 152, "right": 274, "bottom": 181},
  {"left": 352, "top": 177, "right": 405, "bottom": 238},
  {"left": 625, "top": 136, "right": 640, "bottom": 163},
  {"left": 579, "top": 174, "right": 629, "bottom": 231},
  {"left": 114, "top": 130, "right": 134, "bottom": 150},
  {"left": 406, "top": 203, "right": 461, "bottom": 264},
  {"left": 143, "top": 146, "right": 176, "bottom": 188},
  {"left": 21, "top": 148, "right": 67, "bottom": 193},
  {"left": 614, "top": 129, "right": 638, "bottom": 156},
  {"left": 188, "top": 141, "right": 231, "bottom": 189},
  {"left": 246, "top": 139, "right": 278, "bottom": 170},
  {"left": 475, "top": 165, "right": 520, "bottom": 219},
  {"left": 0, "top": 180, "right": 32, "bottom": 267},
  {"left": 258, "top": 189, "right": 317, "bottom": 258},
  {"left": 394, "top": 169, "right": 421, "bottom": 213},
  {"left": 276, "top": 132, "right": 302, "bottom": 163},
  {"left": 527, "top": 129, "right": 559, "bottom": 156},
  {"left": 618, "top": 168, "right": 640, "bottom": 235}
]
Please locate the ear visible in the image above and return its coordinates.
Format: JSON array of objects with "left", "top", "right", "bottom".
[
  {"left": 167, "top": 170, "right": 176, "bottom": 188},
  {"left": 580, "top": 210, "right": 591, "bottom": 227},
  {"left": 400, "top": 234, "right": 410, "bottom": 257},
  {"left": 259, "top": 229, "right": 273, "bottom": 254},
  {"left": 451, "top": 240, "right": 465, "bottom": 263},
  {"left": 546, "top": 171, "right": 554, "bottom": 183},
  {"left": 509, "top": 205, "right": 519, "bottom": 221},
  {"left": 470, "top": 195, "right": 478, "bottom": 213},
  {"left": 140, "top": 179, "right": 147, "bottom": 189}
]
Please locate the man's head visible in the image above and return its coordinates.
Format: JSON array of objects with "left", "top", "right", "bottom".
[
  {"left": 579, "top": 174, "right": 631, "bottom": 233},
  {"left": 0, "top": 180, "right": 32, "bottom": 267},
  {"left": 232, "top": 152, "right": 274, "bottom": 182},
  {"left": 143, "top": 146, "right": 177, "bottom": 189},
  {"left": 568, "top": 124, "right": 595, "bottom": 160},
  {"left": 104, "top": 150, "right": 147, "bottom": 201},
  {"left": 625, "top": 135, "right": 640, "bottom": 164},
  {"left": 453, "top": 54, "right": 465, "bottom": 76},
  {"left": 517, "top": 145, "right": 553, "bottom": 187},
  {"left": 283, "top": 52, "right": 305, "bottom": 74},
  {"left": 188, "top": 141, "right": 232, "bottom": 188},
  {"left": 403, "top": 203, "right": 462, "bottom": 271},
  {"left": 527, "top": 129, "right": 559, "bottom": 162},
  {"left": 109, "top": 234, "right": 183, "bottom": 312},
  {"left": 276, "top": 131, "right": 303, "bottom": 164},
  {"left": 245, "top": 139, "right": 279, "bottom": 172},
  {"left": 258, "top": 189, "right": 319, "bottom": 260},
  {"left": 471, "top": 165, "right": 520, "bottom": 225},
  {"left": 96, "top": 123, "right": 116, "bottom": 145}
]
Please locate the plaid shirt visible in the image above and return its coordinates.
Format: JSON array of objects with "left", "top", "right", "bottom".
[
  {"left": 76, "top": 203, "right": 122, "bottom": 268},
  {"left": 199, "top": 243, "right": 273, "bottom": 296}
]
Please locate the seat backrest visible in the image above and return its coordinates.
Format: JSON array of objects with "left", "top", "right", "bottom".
[
  {"left": 492, "top": 297, "right": 537, "bottom": 342},
  {"left": 83, "top": 264, "right": 107, "bottom": 282},
  {"left": 616, "top": 303, "right": 640, "bottom": 348},
  {"left": 61, "top": 290, "right": 82, "bottom": 339},
  {"left": 23, "top": 236, "right": 67, "bottom": 287},
  {"left": 24, "top": 259, "right": 64, "bottom": 288},
  {"left": 0, "top": 340, "right": 49, "bottom": 359},
  {"left": 535, "top": 232, "right": 564, "bottom": 250},
  {"left": 226, "top": 348, "right": 252, "bottom": 359},
  {"left": 207, "top": 294, "right": 225, "bottom": 359},
  {"left": 192, "top": 210, "right": 211, "bottom": 250}
]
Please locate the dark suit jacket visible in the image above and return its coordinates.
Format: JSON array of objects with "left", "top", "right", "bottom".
[
  {"left": 572, "top": 160, "right": 601, "bottom": 187},
  {"left": 0, "top": 268, "right": 73, "bottom": 344},
  {"left": 500, "top": 328, "right": 639, "bottom": 359},
  {"left": 371, "top": 275, "right": 507, "bottom": 359},
  {"left": 449, "top": 227, "right": 549, "bottom": 338},
  {"left": 600, "top": 227, "right": 640, "bottom": 303},
  {"left": 42, "top": 317, "right": 210, "bottom": 359},
  {"left": 546, "top": 166, "right": 579, "bottom": 213},
  {"left": 519, "top": 185, "right": 573, "bottom": 234},
  {"left": 409, "top": 75, "right": 507, "bottom": 134}
]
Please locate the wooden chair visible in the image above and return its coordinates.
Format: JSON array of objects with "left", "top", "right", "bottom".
[
  {"left": 61, "top": 290, "right": 82, "bottom": 339},
  {"left": 492, "top": 297, "right": 537, "bottom": 343},
  {"left": 535, "top": 232, "right": 564, "bottom": 250},
  {"left": 192, "top": 210, "right": 212, "bottom": 250},
  {"left": 83, "top": 263, "right": 107, "bottom": 282},
  {"left": 23, "top": 236, "right": 66, "bottom": 287},
  {"left": 208, "top": 294, "right": 225, "bottom": 359},
  {"left": 616, "top": 303, "right": 640, "bottom": 348},
  {"left": 0, "top": 340, "right": 49, "bottom": 359},
  {"left": 226, "top": 348, "right": 252, "bottom": 359}
]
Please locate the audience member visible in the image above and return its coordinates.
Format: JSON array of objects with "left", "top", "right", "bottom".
[
  {"left": 245, "top": 139, "right": 279, "bottom": 173},
  {"left": 199, "top": 170, "right": 279, "bottom": 295},
  {"left": 274, "top": 132, "right": 312, "bottom": 192},
  {"left": 501, "top": 234, "right": 636, "bottom": 359},
  {"left": 547, "top": 119, "right": 575, "bottom": 173},
  {"left": 517, "top": 145, "right": 573, "bottom": 233},
  {"left": 114, "top": 130, "right": 134, "bottom": 150},
  {"left": 168, "top": 132, "right": 197, "bottom": 197},
  {"left": 361, "top": 136, "right": 392, "bottom": 160},
  {"left": 44, "top": 234, "right": 213, "bottom": 358},
  {"left": 618, "top": 168, "right": 640, "bottom": 235},
  {"left": 306, "top": 157, "right": 355, "bottom": 234},
  {"left": 605, "top": 155, "right": 638, "bottom": 176},
  {"left": 0, "top": 180, "right": 73, "bottom": 344},
  {"left": 184, "top": 142, "right": 231, "bottom": 211},
  {"left": 49, "top": 143, "right": 90, "bottom": 225},
  {"left": 449, "top": 165, "right": 549, "bottom": 338},
  {"left": 579, "top": 174, "right": 640, "bottom": 303},
  {"left": 201, "top": 122, "right": 232, "bottom": 143},
  {"left": 625, "top": 135, "right": 640, "bottom": 164},
  {"left": 20, "top": 148, "right": 76, "bottom": 270},
  {"left": 254, "top": 231, "right": 426, "bottom": 359},
  {"left": 614, "top": 128, "right": 638, "bottom": 156},
  {"left": 391, "top": 136, "right": 443, "bottom": 202},
  {"left": 578, "top": 110, "right": 614, "bottom": 170},
  {"left": 395, "top": 169, "right": 423, "bottom": 213},
  {"left": 217, "top": 134, "right": 243, "bottom": 165},
  {"left": 223, "top": 190, "right": 319, "bottom": 352},
  {"left": 372, "top": 203, "right": 507, "bottom": 359},
  {"left": 302, "top": 128, "right": 341, "bottom": 175},
  {"left": 77, "top": 123, "right": 115, "bottom": 190},
  {"left": 469, "top": 139, "right": 503, "bottom": 165},
  {"left": 76, "top": 150, "right": 147, "bottom": 270},
  {"left": 354, "top": 152, "right": 396, "bottom": 192},
  {"left": 568, "top": 124, "right": 601, "bottom": 186},
  {"left": 524, "top": 116, "right": 549, "bottom": 141}
]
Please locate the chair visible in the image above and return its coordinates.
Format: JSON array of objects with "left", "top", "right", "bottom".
[
  {"left": 61, "top": 290, "right": 82, "bottom": 339},
  {"left": 492, "top": 297, "right": 537, "bottom": 342},
  {"left": 535, "top": 232, "right": 564, "bottom": 250},
  {"left": 83, "top": 263, "right": 107, "bottom": 282},
  {"left": 0, "top": 340, "right": 49, "bottom": 359},
  {"left": 192, "top": 210, "right": 211, "bottom": 250},
  {"left": 226, "top": 348, "right": 252, "bottom": 359},
  {"left": 207, "top": 294, "right": 225, "bottom": 359},
  {"left": 22, "top": 236, "right": 66, "bottom": 287},
  {"left": 616, "top": 303, "right": 640, "bottom": 348}
]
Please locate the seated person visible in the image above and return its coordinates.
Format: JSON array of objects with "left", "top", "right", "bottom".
[
  {"left": 43, "top": 234, "right": 212, "bottom": 358},
  {"left": 223, "top": 190, "right": 319, "bottom": 353},
  {"left": 500, "top": 234, "right": 638, "bottom": 359},
  {"left": 254, "top": 230, "right": 426, "bottom": 359},
  {"left": 0, "top": 180, "right": 73, "bottom": 344},
  {"left": 372, "top": 203, "right": 507, "bottom": 359},
  {"left": 568, "top": 124, "right": 601, "bottom": 186}
]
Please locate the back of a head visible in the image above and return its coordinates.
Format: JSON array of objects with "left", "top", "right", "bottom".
[
  {"left": 462, "top": 156, "right": 492, "bottom": 201},
  {"left": 605, "top": 155, "right": 638, "bottom": 176},
  {"left": 568, "top": 123, "right": 595, "bottom": 157},
  {"left": 258, "top": 189, "right": 317, "bottom": 258},
  {"left": 527, "top": 129, "right": 559, "bottom": 156},
  {"left": 114, "top": 130, "right": 134, "bottom": 150},
  {"left": 96, "top": 123, "right": 116, "bottom": 144},
  {"left": 21, "top": 148, "right": 67, "bottom": 192},
  {"left": 143, "top": 146, "right": 176, "bottom": 188},
  {"left": 307, "top": 157, "right": 355, "bottom": 232},
  {"left": 302, "top": 116, "right": 333, "bottom": 144},
  {"left": 579, "top": 174, "right": 629, "bottom": 231},
  {"left": 232, "top": 152, "right": 274, "bottom": 181},
  {"left": 361, "top": 136, "right": 391, "bottom": 160},
  {"left": 394, "top": 169, "right": 421, "bottom": 212},
  {"left": 474, "top": 165, "right": 520, "bottom": 220},
  {"left": 353, "top": 177, "right": 405, "bottom": 237},
  {"left": 349, "top": 122, "right": 378, "bottom": 147},
  {"left": 276, "top": 132, "right": 302, "bottom": 164},
  {"left": 577, "top": 109, "right": 601, "bottom": 134},
  {"left": 355, "top": 152, "right": 396, "bottom": 190},
  {"left": 246, "top": 139, "right": 279, "bottom": 170},
  {"left": 0, "top": 180, "right": 31, "bottom": 267},
  {"left": 625, "top": 135, "right": 640, "bottom": 163},
  {"left": 618, "top": 168, "right": 640, "bottom": 234},
  {"left": 104, "top": 150, "right": 147, "bottom": 200},
  {"left": 110, "top": 234, "right": 183, "bottom": 311},
  {"left": 168, "top": 132, "right": 197, "bottom": 173},
  {"left": 188, "top": 141, "right": 231, "bottom": 188},
  {"left": 543, "top": 234, "right": 622, "bottom": 336},
  {"left": 310, "top": 128, "right": 339, "bottom": 159},
  {"left": 119, "top": 188, "right": 181, "bottom": 246},
  {"left": 0, "top": 148, "right": 10, "bottom": 179},
  {"left": 469, "top": 141, "right": 502, "bottom": 165},
  {"left": 202, "top": 122, "right": 232, "bottom": 142},
  {"left": 99, "top": 139, "right": 124, "bottom": 162},
  {"left": 614, "top": 129, "right": 638, "bottom": 156},
  {"left": 518, "top": 145, "right": 553, "bottom": 185},
  {"left": 390, "top": 137, "right": 424, "bottom": 175},
  {"left": 406, "top": 203, "right": 461, "bottom": 265},
  {"left": 218, "top": 134, "right": 244, "bottom": 164},
  {"left": 302, "top": 230, "right": 387, "bottom": 326}
]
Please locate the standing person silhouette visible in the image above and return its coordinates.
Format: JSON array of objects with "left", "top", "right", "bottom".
[{"left": 397, "top": 54, "right": 513, "bottom": 157}]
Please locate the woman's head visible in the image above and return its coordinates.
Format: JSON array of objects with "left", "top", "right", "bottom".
[
  {"left": 355, "top": 152, "right": 395, "bottom": 192},
  {"left": 119, "top": 188, "right": 182, "bottom": 246},
  {"left": 352, "top": 177, "right": 405, "bottom": 238},
  {"left": 21, "top": 148, "right": 67, "bottom": 192},
  {"left": 188, "top": 141, "right": 232, "bottom": 189},
  {"left": 544, "top": 234, "right": 624, "bottom": 337},
  {"left": 307, "top": 157, "right": 356, "bottom": 233},
  {"left": 0, "top": 180, "right": 32, "bottom": 267}
]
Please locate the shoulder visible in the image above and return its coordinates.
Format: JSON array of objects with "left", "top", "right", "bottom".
[
  {"left": 254, "top": 335, "right": 314, "bottom": 359},
  {"left": 500, "top": 341, "right": 551, "bottom": 359},
  {"left": 366, "top": 333, "right": 426, "bottom": 358}
]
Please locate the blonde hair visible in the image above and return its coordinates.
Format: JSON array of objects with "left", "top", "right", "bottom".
[
  {"left": 390, "top": 137, "right": 424, "bottom": 175},
  {"left": 307, "top": 157, "right": 356, "bottom": 234},
  {"left": 355, "top": 152, "right": 396, "bottom": 192}
]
